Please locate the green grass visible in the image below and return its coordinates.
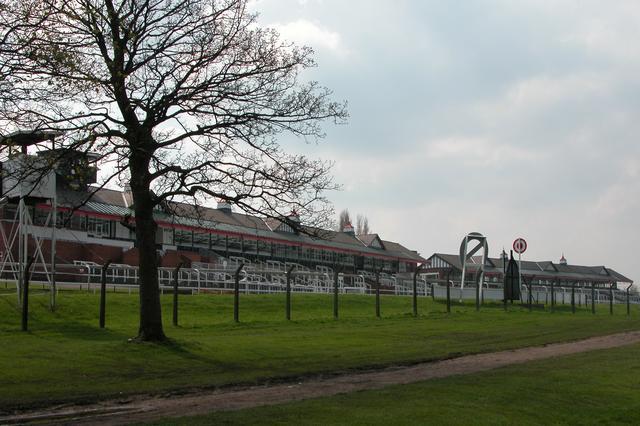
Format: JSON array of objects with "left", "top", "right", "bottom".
[
  {"left": 0, "top": 289, "right": 638, "bottom": 411},
  {"left": 158, "top": 342, "right": 640, "bottom": 425}
]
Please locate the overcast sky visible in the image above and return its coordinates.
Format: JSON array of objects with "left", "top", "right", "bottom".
[{"left": 249, "top": 0, "right": 640, "bottom": 282}]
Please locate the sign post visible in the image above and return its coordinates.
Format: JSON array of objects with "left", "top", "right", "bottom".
[{"left": 513, "top": 238, "right": 527, "bottom": 301}]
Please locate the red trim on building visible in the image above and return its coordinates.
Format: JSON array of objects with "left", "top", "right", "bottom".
[{"left": 35, "top": 204, "right": 421, "bottom": 264}]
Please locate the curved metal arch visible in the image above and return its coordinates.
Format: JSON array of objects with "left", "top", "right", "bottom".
[{"left": 459, "top": 232, "right": 489, "bottom": 303}]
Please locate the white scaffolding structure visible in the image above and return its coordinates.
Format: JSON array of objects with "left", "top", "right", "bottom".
[{"left": 0, "top": 148, "right": 58, "bottom": 309}]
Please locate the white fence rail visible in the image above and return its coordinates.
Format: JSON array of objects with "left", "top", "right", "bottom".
[
  {"left": 431, "top": 282, "right": 640, "bottom": 305},
  {"left": 0, "top": 262, "right": 372, "bottom": 295},
  {"left": 1, "top": 261, "right": 637, "bottom": 304}
]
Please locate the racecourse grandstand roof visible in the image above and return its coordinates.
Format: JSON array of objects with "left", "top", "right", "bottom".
[
  {"left": 426, "top": 253, "right": 632, "bottom": 284},
  {"left": 52, "top": 186, "right": 426, "bottom": 264}
]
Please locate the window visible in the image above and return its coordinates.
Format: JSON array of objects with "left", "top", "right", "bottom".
[
  {"left": 87, "top": 217, "right": 112, "bottom": 238},
  {"left": 174, "top": 229, "right": 193, "bottom": 246},
  {"left": 60, "top": 213, "right": 86, "bottom": 231},
  {"left": 227, "top": 236, "right": 242, "bottom": 252},
  {"left": 257, "top": 240, "right": 270, "bottom": 254},
  {"left": 2, "top": 204, "right": 17, "bottom": 220},
  {"left": 274, "top": 244, "right": 287, "bottom": 258},
  {"left": 277, "top": 223, "right": 295, "bottom": 233},
  {"left": 33, "top": 207, "right": 52, "bottom": 226},
  {"left": 244, "top": 238, "right": 257, "bottom": 254},
  {"left": 193, "top": 231, "right": 209, "bottom": 248},
  {"left": 370, "top": 238, "right": 382, "bottom": 249},
  {"left": 161, "top": 227, "right": 174, "bottom": 245},
  {"left": 211, "top": 234, "right": 226, "bottom": 250}
]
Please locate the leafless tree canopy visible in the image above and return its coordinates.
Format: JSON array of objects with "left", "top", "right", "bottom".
[
  {"left": 336, "top": 210, "right": 371, "bottom": 235},
  {"left": 0, "top": 0, "right": 347, "bottom": 340},
  {"left": 337, "top": 208, "right": 351, "bottom": 231},
  {"left": 0, "top": 0, "right": 346, "bottom": 222},
  {"left": 355, "top": 213, "right": 370, "bottom": 235}
]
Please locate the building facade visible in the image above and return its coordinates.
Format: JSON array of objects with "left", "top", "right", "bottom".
[
  {"left": 423, "top": 252, "right": 633, "bottom": 289},
  {"left": 0, "top": 151, "right": 425, "bottom": 276}
]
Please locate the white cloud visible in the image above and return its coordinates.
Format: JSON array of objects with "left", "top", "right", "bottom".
[
  {"left": 423, "top": 136, "right": 542, "bottom": 166},
  {"left": 272, "top": 19, "right": 347, "bottom": 55},
  {"left": 557, "top": 2, "right": 640, "bottom": 63},
  {"left": 471, "top": 73, "right": 612, "bottom": 125}
]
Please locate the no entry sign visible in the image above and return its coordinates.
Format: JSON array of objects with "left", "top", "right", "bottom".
[{"left": 513, "top": 238, "right": 527, "bottom": 254}]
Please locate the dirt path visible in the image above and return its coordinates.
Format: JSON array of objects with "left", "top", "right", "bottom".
[{"left": 4, "top": 330, "right": 640, "bottom": 425}]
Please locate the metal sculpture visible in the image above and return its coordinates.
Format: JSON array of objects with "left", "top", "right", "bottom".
[
  {"left": 459, "top": 232, "right": 488, "bottom": 303},
  {"left": 504, "top": 251, "right": 521, "bottom": 302}
]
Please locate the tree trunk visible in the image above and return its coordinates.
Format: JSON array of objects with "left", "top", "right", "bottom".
[{"left": 130, "top": 145, "right": 165, "bottom": 342}]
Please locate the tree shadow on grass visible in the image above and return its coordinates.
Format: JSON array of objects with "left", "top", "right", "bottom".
[
  {"left": 1, "top": 307, "right": 132, "bottom": 341},
  {"left": 138, "top": 337, "right": 249, "bottom": 371}
]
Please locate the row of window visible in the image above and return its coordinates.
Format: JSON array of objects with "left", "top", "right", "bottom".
[
  {"left": 2, "top": 204, "right": 416, "bottom": 273},
  {"left": 173, "top": 229, "right": 357, "bottom": 265},
  {"left": 4, "top": 205, "right": 115, "bottom": 238}
]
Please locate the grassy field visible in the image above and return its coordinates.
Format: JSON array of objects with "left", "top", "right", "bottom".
[
  {"left": 0, "top": 287, "right": 638, "bottom": 410},
  {"left": 157, "top": 343, "right": 640, "bottom": 425}
]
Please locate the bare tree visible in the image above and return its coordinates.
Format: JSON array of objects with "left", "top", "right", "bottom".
[
  {"left": 355, "top": 213, "right": 370, "bottom": 235},
  {"left": 0, "top": 0, "right": 347, "bottom": 341},
  {"left": 337, "top": 209, "right": 351, "bottom": 231}
]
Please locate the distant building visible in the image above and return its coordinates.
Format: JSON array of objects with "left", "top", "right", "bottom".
[{"left": 423, "top": 252, "right": 633, "bottom": 289}]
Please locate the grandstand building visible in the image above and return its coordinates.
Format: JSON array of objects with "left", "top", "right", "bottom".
[{"left": 0, "top": 149, "right": 426, "bottom": 277}]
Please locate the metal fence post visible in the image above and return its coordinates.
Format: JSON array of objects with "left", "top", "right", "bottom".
[
  {"left": 412, "top": 266, "right": 424, "bottom": 317},
  {"left": 475, "top": 274, "right": 480, "bottom": 312},
  {"left": 551, "top": 279, "right": 555, "bottom": 312},
  {"left": 578, "top": 285, "right": 582, "bottom": 307},
  {"left": 571, "top": 281, "right": 575, "bottom": 314},
  {"left": 610, "top": 283, "right": 614, "bottom": 315},
  {"left": 21, "top": 256, "right": 35, "bottom": 332},
  {"left": 333, "top": 268, "right": 339, "bottom": 320},
  {"left": 286, "top": 265, "right": 295, "bottom": 320},
  {"left": 503, "top": 274, "right": 507, "bottom": 312},
  {"left": 234, "top": 263, "right": 244, "bottom": 323},
  {"left": 375, "top": 270, "right": 381, "bottom": 318},
  {"left": 627, "top": 284, "right": 632, "bottom": 316},
  {"left": 591, "top": 282, "right": 596, "bottom": 314},
  {"left": 99, "top": 260, "right": 113, "bottom": 329},
  {"left": 446, "top": 269, "right": 452, "bottom": 314},
  {"left": 173, "top": 262, "right": 183, "bottom": 327},
  {"left": 373, "top": 266, "right": 384, "bottom": 318}
]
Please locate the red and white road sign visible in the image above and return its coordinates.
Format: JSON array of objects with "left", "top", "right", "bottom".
[{"left": 513, "top": 238, "right": 527, "bottom": 254}]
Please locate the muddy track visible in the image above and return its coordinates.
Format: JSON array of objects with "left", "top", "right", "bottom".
[{"left": 4, "top": 331, "right": 640, "bottom": 425}]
